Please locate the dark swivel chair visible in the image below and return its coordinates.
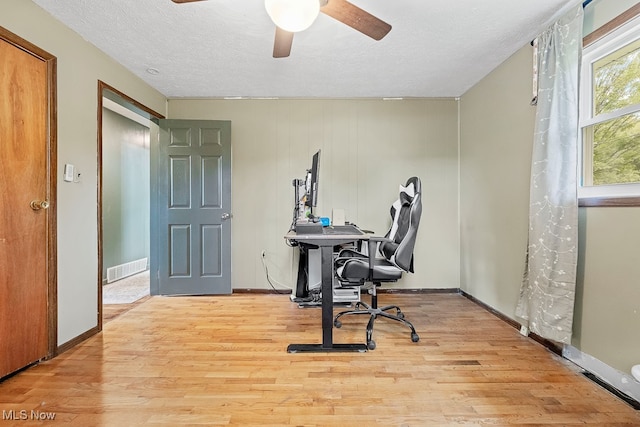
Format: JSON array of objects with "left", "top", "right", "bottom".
[{"left": 333, "top": 177, "right": 422, "bottom": 350}]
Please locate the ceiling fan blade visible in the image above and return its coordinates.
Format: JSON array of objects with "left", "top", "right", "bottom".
[
  {"left": 320, "top": 0, "right": 391, "bottom": 41},
  {"left": 171, "top": 0, "right": 207, "bottom": 3},
  {"left": 273, "top": 27, "right": 294, "bottom": 58}
]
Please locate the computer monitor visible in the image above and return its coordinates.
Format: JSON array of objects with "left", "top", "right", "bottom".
[{"left": 305, "top": 150, "right": 320, "bottom": 216}]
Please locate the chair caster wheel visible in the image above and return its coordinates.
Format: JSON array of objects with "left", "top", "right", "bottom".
[
  {"left": 411, "top": 333, "right": 420, "bottom": 343},
  {"left": 367, "top": 340, "right": 376, "bottom": 350},
  {"left": 334, "top": 320, "right": 342, "bottom": 328}
]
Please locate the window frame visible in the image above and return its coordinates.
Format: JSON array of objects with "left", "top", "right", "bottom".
[{"left": 578, "top": 6, "right": 640, "bottom": 207}]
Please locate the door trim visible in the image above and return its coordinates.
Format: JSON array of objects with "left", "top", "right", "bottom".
[
  {"left": 97, "top": 81, "right": 164, "bottom": 331},
  {"left": 0, "top": 26, "right": 58, "bottom": 359}
]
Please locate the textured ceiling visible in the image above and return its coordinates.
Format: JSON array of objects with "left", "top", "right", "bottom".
[{"left": 32, "top": 0, "right": 581, "bottom": 98}]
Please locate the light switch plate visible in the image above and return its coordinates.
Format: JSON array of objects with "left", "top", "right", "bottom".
[{"left": 63, "top": 164, "right": 74, "bottom": 182}]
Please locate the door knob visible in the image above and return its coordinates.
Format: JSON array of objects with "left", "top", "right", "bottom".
[
  {"left": 30, "top": 200, "right": 50, "bottom": 211},
  {"left": 221, "top": 212, "right": 232, "bottom": 220}
]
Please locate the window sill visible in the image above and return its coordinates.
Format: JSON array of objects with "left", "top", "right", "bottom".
[{"left": 579, "top": 196, "right": 640, "bottom": 207}]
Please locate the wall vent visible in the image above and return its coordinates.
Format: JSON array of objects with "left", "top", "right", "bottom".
[{"left": 106, "top": 258, "right": 148, "bottom": 283}]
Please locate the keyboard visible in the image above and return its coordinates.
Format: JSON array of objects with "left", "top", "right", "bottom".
[{"left": 322, "top": 225, "right": 363, "bottom": 235}]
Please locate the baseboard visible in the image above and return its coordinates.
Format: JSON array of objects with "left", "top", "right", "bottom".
[
  {"left": 459, "top": 290, "right": 563, "bottom": 355},
  {"left": 564, "top": 345, "right": 640, "bottom": 407},
  {"left": 57, "top": 326, "right": 100, "bottom": 355},
  {"left": 232, "top": 288, "right": 292, "bottom": 294},
  {"left": 0, "top": 361, "right": 39, "bottom": 383},
  {"left": 460, "top": 290, "right": 640, "bottom": 409},
  {"left": 231, "top": 287, "right": 460, "bottom": 295},
  {"left": 378, "top": 288, "right": 459, "bottom": 294}
]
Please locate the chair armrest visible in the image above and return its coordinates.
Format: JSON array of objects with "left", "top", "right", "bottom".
[
  {"left": 368, "top": 236, "right": 392, "bottom": 243},
  {"left": 365, "top": 237, "right": 393, "bottom": 280}
]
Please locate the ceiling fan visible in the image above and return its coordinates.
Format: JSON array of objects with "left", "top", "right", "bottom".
[{"left": 171, "top": 0, "right": 391, "bottom": 58}]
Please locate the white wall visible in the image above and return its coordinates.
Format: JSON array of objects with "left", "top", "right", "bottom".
[
  {"left": 168, "top": 99, "right": 460, "bottom": 291},
  {"left": 1, "top": 0, "right": 166, "bottom": 345}
]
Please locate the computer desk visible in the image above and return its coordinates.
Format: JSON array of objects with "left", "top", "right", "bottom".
[{"left": 284, "top": 225, "right": 369, "bottom": 353}]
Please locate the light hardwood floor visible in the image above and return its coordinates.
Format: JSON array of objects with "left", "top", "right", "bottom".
[
  {"left": 1, "top": 293, "right": 638, "bottom": 426},
  {"left": 103, "top": 295, "right": 151, "bottom": 324}
]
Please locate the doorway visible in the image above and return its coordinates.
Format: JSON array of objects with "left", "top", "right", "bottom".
[
  {"left": 97, "top": 82, "right": 163, "bottom": 328},
  {"left": 97, "top": 84, "right": 234, "bottom": 326}
]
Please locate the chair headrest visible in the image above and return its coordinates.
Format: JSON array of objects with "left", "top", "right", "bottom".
[
  {"left": 398, "top": 177, "right": 420, "bottom": 204},
  {"left": 405, "top": 177, "right": 421, "bottom": 193}
]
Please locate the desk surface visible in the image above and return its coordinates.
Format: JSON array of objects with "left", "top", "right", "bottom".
[{"left": 285, "top": 225, "right": 367, "bottom": 242}]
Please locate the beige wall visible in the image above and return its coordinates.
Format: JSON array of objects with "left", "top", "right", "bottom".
[
  {"left": 583, "top": 0, "right": 638, "bottom": 35},
  {"left": 168, "top": 99, "right": 460, "bottom": 290},
  {"left": 575, "top": 207, "right": 640, "bottom": 373},
  {"left": 459, "top": 46, "right": 535, "bottom": 313},
  {"left": 1, "top": 0, "right": 166, "bottom": 345},
  {"left": 460, "top": 0, "right": 640, "bottom": 375}
]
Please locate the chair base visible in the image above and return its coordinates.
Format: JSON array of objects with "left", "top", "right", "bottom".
[
  {"left": 333, "top": 291, "right": 419, "bottom": 350},
  {"left": 287, "top": 343, "right": 368, "bottom": 353}
]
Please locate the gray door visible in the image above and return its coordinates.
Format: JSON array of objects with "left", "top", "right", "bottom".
[{"left": 151, "top": 119, "right": 232, "bottom": 295}]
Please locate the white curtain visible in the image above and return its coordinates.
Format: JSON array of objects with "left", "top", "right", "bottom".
[{"left": 516, "top": 5, "right": 583, "bottom": 344}]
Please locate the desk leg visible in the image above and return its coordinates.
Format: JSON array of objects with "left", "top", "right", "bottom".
[
  {"left": 320, "top": 245, "right": 334, "bottom": 347},
  {"left": 287, "top": 245, "right": 367, "bottom": 353},
  {"left": 293, "top": 247, "right": 308, "bottom": 299}
]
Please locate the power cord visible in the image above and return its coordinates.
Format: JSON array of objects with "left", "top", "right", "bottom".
[{"left": 260, "top": 250, "right": 292, "bottom": 295}]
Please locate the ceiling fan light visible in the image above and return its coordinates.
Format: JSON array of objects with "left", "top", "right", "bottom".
[{"left": 265, "top": 0, "right": 320, "bottom": 33}]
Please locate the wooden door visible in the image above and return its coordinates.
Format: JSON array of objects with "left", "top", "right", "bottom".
[
  {"left": 151, "top": 120, "right": 232, "bottom": 295},
  {"left": 0, "top": 29, "right": 56, "bottom": 378}
]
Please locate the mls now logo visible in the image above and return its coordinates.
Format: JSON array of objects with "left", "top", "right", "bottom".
[{"left": 2, "top": 409, "right": 56, "bottom": 421}]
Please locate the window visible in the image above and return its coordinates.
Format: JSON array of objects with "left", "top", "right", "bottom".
[{"left": 579, "top": 16, "right": 640, "bottom": 201}]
